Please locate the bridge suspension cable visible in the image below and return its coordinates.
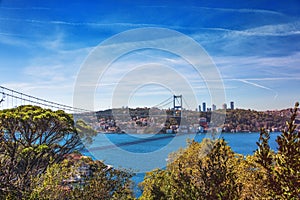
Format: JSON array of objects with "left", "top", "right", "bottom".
[
  {"left": 150, "top": 95, "right": 193, "bottom": 111},
  {"left": 152, "top": 96, "right": 173, "bottom": 109},
  {"left": 0, "top": 86, "right": 92, "bottom": 113},
  {"left": 182, "top": 96, "right": 192, "bottom": 111}
]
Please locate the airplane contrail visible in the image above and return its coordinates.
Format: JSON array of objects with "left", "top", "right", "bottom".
[{"left": 237, "top": 79, "right": 278, "bottom": 99}]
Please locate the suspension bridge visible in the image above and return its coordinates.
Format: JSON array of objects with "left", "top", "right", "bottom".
[
  {"left": 0, "top": 85, "right": 192, "bottom": 115},
  {"left": 0, "top": 85, "right": 206, "bottom": 150}
]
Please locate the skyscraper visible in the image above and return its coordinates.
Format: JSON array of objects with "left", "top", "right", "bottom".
[
  {"left": 212, "top": 104, "right": 216, "bottom": 111},
  {"left": 222, "top": 103, "right": 227, "bottom": 110},
  {"left": 230, "top": 101, "right": 234, "bottom": 110},
  {"left": 202, "top": 102, "right": 206, "bottom": 112}
]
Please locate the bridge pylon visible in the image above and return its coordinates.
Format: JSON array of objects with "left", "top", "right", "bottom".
[{"left": 173, "top": 95, "right": 182, "bottom": 117}]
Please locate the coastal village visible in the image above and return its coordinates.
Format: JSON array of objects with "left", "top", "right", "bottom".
[{"left": 93, "top": 106, "right": 297, "bottom": 134}]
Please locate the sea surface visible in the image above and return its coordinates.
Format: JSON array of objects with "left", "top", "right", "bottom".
[{"left": 81, "top": 132, "right": 281, "bottom": 197}]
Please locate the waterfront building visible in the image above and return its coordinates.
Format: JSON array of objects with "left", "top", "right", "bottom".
[{"left": 199, "top": 117, "right": 208, "bottom": 129}]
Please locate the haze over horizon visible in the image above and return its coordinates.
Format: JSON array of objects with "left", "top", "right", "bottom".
[{"left": 0, "top": 0, "right": 299, "bottom": 111}]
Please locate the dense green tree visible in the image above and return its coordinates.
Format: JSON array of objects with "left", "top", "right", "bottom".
[
  {"left": 255, "top": 102, "right": 300, "bottom": 199},
  {"left": 140, "top": 139, "right": 242, "bottom": 199},
  {"left": 197, "top": 139, "right": 242, "bottom": 199},
  {"left": 234, "top": 155, "right": 268, "bottom": 199},
  {"left": 0, "top": 105, "right": 95, "bottom": 199},
  {"left": 30, "top": 156, "right": 135, "bottom": 200}
]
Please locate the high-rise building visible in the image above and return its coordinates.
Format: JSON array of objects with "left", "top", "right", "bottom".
[
  {"left": 212, "top": 104, "right": 217, "bottom": 111},
  {"left": 202, "top": 102, "right": 206, "bottom": 112},
  {"left": 222, "top": 103, "right": 227, "bottom": 110},
  {"left": 198, "top": 105, "right": 201, "bottom": 112},
  {"left": 230, "top": 101, "right": 234, "bottom": 110}
]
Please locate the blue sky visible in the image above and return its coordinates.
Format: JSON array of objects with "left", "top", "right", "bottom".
[{"left": 0, "top": 0, "right": 300, "bottom": 111}]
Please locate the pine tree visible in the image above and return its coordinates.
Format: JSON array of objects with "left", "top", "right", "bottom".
[
  {"left": 255, "top": 102, "right": 300, "bottom": 199},
  {"left": 274, "top": 102, "right": 300, "bottom": 198}
]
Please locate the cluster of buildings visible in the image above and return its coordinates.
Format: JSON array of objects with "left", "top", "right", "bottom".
[
  {"left": 60, "top": 153, "right": 113, "bottom": 191},
  {"left": 93, "top": 102, "right": 236, "bottom": 134},
  {"left": 97, "top": 116, "right": 164, "bottom": 133},
  {"left": 199, "top": 101, "right": 235, "bottom": 112},
  {"left": 98, "top": 118, "right": 119, "bottom": 132}
]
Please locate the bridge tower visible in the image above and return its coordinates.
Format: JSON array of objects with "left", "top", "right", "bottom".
[{"left": 173, "top": 95, "right": 182, "bottom": 117}]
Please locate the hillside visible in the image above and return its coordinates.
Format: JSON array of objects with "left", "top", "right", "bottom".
[
  {"left": 220, "top": 108, "right": 291, "bottom": 132},
  {"left": 96, "top": 107, "right": 297, "bottom": 133}
]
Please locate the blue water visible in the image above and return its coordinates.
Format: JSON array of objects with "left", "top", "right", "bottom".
[{"left": 81, "top": 132, "right": 281, "bottom": 197}]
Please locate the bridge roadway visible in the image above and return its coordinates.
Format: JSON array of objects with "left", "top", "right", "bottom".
[
  {"left": 82, "top": 130, "right": 201, "bottom": 152},
  {"left": 82, "top": 134, "right": 176, "bottom": 152}
]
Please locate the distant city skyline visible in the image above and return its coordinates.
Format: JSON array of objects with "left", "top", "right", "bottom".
[{"left": 0, "top": 1, "right": 300, "bottom": 111}]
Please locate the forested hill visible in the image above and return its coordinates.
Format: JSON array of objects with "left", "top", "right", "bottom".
[
  {"left": 217, "top": 108, "right": 296, "bottom": 132},
  {"left": 96, "top": 107, "right": 299, "bottom": 133}
]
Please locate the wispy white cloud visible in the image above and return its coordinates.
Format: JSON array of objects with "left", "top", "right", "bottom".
[
  {"left": 237, "top": 77, "right": 300, "bottom": 81},
  {"left": 2, "top": 82, "right": 73, "bottom": 93},
  {"left": 24, "top": 65, "right": 67, "bottom": 81},
  {"left": 0, "top": 32, "right": 24, "bottom": 37},
  {"left": 214, "top": 52, "right": 300, "bottom": 77},
  {"left": 190, "top": 20, "right": 300, "bottom": 59},
  {"left": 40, "top": 32, "right": 66, "bottom": 51},
  {"left": 0, "top": 6, "right": 50, "bottom": 10},
  {"left": 233, "top": 22, "right": 300, "bottom": 37},
  {"left": 194, "top": 21, "right": 300, "bottom": 39},
  {"left": 0, "top": 32, "right": 31, "bottom": 47},
  {"left": 0, "top": 41, "right": 92, "bottom": 107},
  {"left": 193, "top": 6, "right": 284, "bottom": 16},
  {"left": 138, "top": 5, "right": 284, "bottom": 16},
  {"left": 0, "top": 17, "right": 163, "bottom": 28}
]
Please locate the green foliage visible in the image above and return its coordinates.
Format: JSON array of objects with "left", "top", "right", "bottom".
[
  {"left": 198, "top": 139, "right": 242, "bottom": 199},
  {"left": 29, "top": 160, "right": 73, "bottom": 200},
  {"left": 221, "top": 108, "right": 289, "bottom": 132},
  {"left": 140, "top": 139, "right": 243, "bottom": 200},
  {"left": 30, "top": 158, "right": 135, "bottom": 200},
  {"left": 75, "top": 119, "right": 97, "bottom": 144},
  {"left": 255, "top": 102, "right": 300, "bottom": 199},
  {"left": 255, "top": 128, "right": 274, "bottom": 170},
  {"left": 0, "top": 105, "right": 90, "bottom": 199}
]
